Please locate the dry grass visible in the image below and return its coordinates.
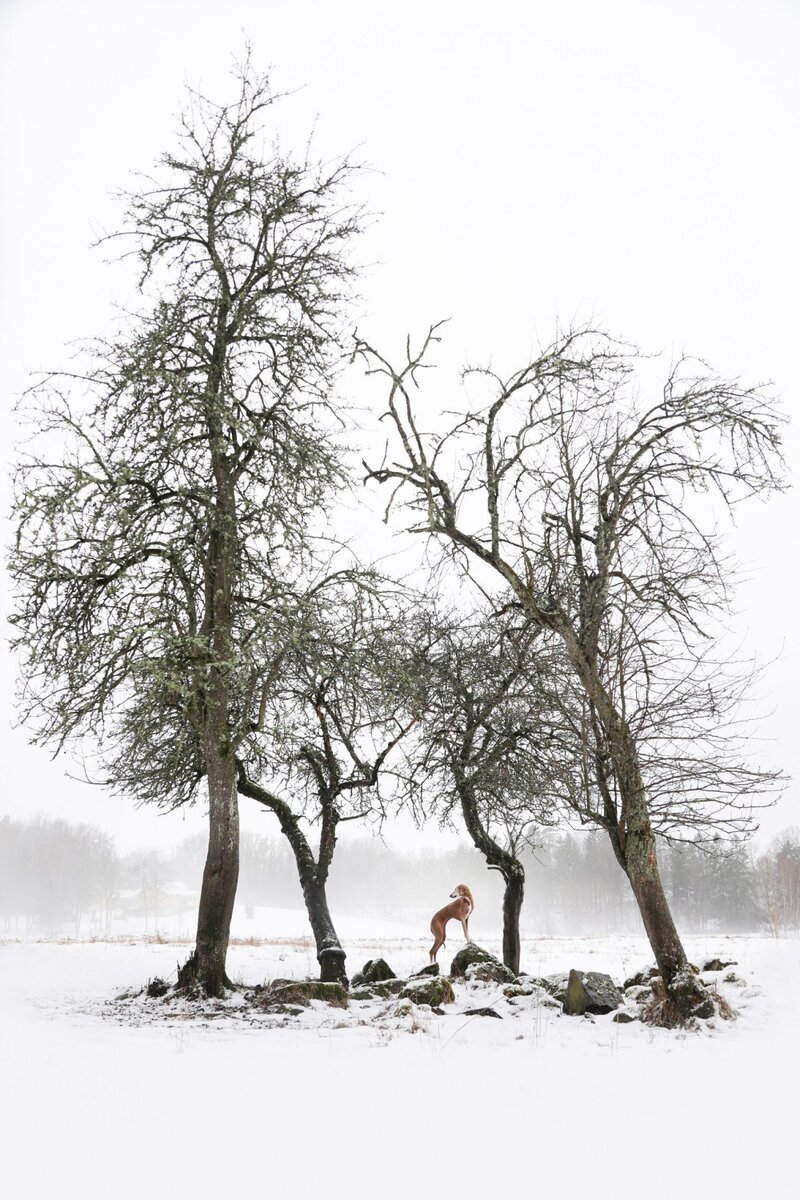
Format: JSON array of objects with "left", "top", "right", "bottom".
[
  {"left": 640, "top": 978, "right": 687, "bottom": 1028},
  {"left": 0, "top": 933, "right": 317, "bottom": 949},
  {"left": 640, "top": 976, "right": 737, "bottom": 1027},
  {"left": 706, "top": 982, "right": 737, "bottom": 1021}
]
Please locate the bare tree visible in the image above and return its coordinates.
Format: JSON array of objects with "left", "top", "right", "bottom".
[
  {"left": 408, "top": 605, "right": 565, "bottom": 973},
  {"left": 358, "top": 325, "right": 785, "bottom": 1019},
  {"left": 236, "top": 578, "right": 419, "bottom": 981},
  {"left": 10, "top": 59, "right": 363, "bottom": 995},
  {"left": 753, "top": 830, "right": 800, "bottom": 936}
]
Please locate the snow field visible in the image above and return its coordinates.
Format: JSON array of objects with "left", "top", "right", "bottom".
[{"left": 1, "top": 932, "right": 797, "bottom": 1199}]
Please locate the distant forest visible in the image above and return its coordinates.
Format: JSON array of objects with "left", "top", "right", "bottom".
[{"left": 2, "top": 814, "right": 798, "bottom": 939}]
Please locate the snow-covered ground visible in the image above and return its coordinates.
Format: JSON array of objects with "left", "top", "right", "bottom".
[{"left": 1, "top": 928, "right": 797, "bottom": 1199}]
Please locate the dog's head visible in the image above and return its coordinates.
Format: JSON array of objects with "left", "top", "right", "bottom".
[{"left": 450, "top": 883, "right": 470, "bottom": 900}]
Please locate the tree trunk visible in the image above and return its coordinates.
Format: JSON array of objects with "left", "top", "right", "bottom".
[
  {"left": 606, "top": 718, "right": 706, "bottom": 1018},
  {"left": 179, "top": 435, "right": 241, "bottom": 997},
  {"left": 502, "top": 868, "right": 525, "bottom": 976},
  {"left": 561, "top": 631, "right": 705, "bottom": 1019},
  {"left": 456, "top": 777, "right": 526, "bottom": 973},
  {"left": 236, "top": 768, "right": 348, "bottom": 984},
  {"left": 302, "top": 876, "right": 348, "bottom": 983},
  {"left": 178, "top": 746, "right": 240, "bottom": 997}
]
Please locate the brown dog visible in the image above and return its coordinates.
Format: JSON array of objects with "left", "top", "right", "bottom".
[{"left": 429, "top": 884, "right": 474, "bottom": 962}]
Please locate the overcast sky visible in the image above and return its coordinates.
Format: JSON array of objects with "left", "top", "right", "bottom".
[{"left": 1, "top": 0, "right": 798, "bottom": 851}]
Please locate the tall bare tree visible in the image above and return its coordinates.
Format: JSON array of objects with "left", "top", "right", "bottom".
[
  {"left": 10, "top": 60, "right": 363, "bottom": 995},
  {"left": 358, "top": 325, "right": 785, "bottom": 1019}
]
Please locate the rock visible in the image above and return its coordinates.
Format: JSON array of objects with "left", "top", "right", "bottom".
[
  {"left": 624, "top": 984, "right": 652, "bottom": 1003},
  {"left": 724, "top": 972, "right": 744, "bottom": 985},
  {"left": 463, "top": 1006, "right": 502, "bottom": 1019},
  {"left": 349, "top": 978, "right": 405, "bottom": 1001},
  {"left": 401, "top": 977, "right": 455, "bottom": 1006},
  {"left": 623, "top": 966, "right": 660, "bottom": 989},
  {"left": 465, "top": 960, "right": 516, "bottom": 985},
  {"left": 535, "top": 972, "right": 570, "bottom": 1002},
  {"left": 449, "top": 942, "right": 508, "bottom": 980},
  {"left": 411, "top": 963, "right": 440, "bottom": 978},
  {"left": 702, "top": 958, "right": 738, "bottom": 973},
  {"left": 264, "top": 981, "right": 348, "bottom": 1009},
  {"left": 503, "top": 983, "right": 535, "bottom": 998},
  {"left": 612, "top": 1011, "right": 637, "bottom": 1024},
  {"left": 692, "top": 997, "right": 716, "bottom": 1020},
  {"left": 146, "top": 977, "right": 169, "bottom": 998},
  {"left": 431, "top": 1006, "right": 446, "bottom": 1016},
  {"left": 350, "top": 958, "right": 396, "bottom": 987},
  {"left": 563, "top": 970, "right": 623, "bottom": 1016},
  {"left": 506, "top": 982, "right": 560, "bottom": 1008}
]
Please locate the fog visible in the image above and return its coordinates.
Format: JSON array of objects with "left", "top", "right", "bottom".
[{"left": 4, "top": 814, "right": 797, "bottom": 941}]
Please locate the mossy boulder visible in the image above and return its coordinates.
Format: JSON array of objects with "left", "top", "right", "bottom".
[
  {"left": 264, "top": 981, "right": 348, "bottom": 1009},
  {"left": 351, "top": 958, "right": 396, "bottom": 987},
  {"left": 563, "top": 970, "right": 623, "bottom": 1016},
  {"left": 349, "top": 978, "right": 405, "bottom": 1001},
  {"left": 449, "top": 942, "right": 504, "bottom": 980},
  {"left": 702, "top": 958, "right": 737, "bottom": 973},
  {"left": 401, "top": 977, "right": 455, "bottom": 1006},
  {"left": 411, "top": 963, "right": 440, "bottom": 978},
  {"left": 465, "top": 960, "right": 516, "bottom": 985}
]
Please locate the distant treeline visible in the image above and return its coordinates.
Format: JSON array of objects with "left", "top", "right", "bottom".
[{"left": 1, "top": 814, "right": 799, "bottom": 937}]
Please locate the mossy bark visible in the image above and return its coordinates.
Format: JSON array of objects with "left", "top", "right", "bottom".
[
  {"left": 178, "top": 745, "right": 239, "bottom": 996},
  {"left": 179, "top": 410, "right": 241, "bottom": 998}
]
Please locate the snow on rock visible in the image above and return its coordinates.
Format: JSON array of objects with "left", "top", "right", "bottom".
[
  {"left": 449, "top": 941, "right": 508, "bottom": 979},
  {"left": 563, "top": 969, "right": 623, "bottom": 1016},
  {"left": 351, "top": 957, "right": 397, "bottom": 986}
]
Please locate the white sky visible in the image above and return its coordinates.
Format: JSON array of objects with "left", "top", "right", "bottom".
[{"left": 1, "top": 0, "right": 798, "bottom": 852}]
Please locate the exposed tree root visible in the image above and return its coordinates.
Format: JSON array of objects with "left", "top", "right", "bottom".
[{"left": 641, "top": 969, "right": 734, "bottom": 1028}]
